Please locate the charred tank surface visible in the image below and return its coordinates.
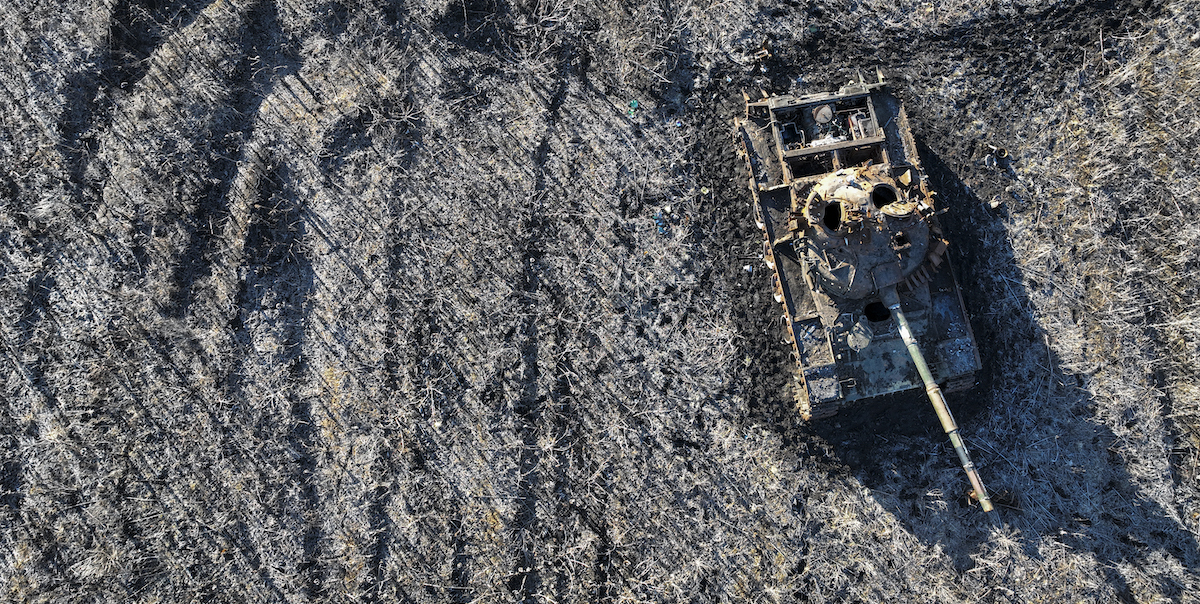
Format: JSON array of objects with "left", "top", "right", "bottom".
[
  {"left": 735, "top": 72, "right": 993, "bottom": 511},
  {"left": 733, "top": 73, "right": 982, "bottom": 422}
]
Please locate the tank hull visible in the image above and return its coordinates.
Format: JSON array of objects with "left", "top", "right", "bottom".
[{"left": 734, "top": 76, "right": 981, "bottom": 420}]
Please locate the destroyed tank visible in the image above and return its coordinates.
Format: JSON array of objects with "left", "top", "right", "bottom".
[{"left": 734, "top": 71, "right": 993, "bottom": 511}]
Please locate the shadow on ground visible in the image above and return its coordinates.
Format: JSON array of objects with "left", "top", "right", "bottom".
[{"left": 771, "top": 144, "right": 1197, "bottom": 598}]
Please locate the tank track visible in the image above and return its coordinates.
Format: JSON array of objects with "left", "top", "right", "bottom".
[{"left": 944, "top": 373, "right": 976, "bottom": 394}]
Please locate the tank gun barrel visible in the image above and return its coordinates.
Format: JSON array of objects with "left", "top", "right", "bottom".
[{"left": 882, "top": 287, "right": 994, "bottom": 513}]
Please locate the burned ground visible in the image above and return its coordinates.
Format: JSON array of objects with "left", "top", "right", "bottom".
[{"left": 1, "top": 0, "right": 1198, "bottom": 602}]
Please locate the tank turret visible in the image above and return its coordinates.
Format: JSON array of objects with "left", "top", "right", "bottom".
[{"left": 798, "top": 164, "right": 937, "bottom": 300}]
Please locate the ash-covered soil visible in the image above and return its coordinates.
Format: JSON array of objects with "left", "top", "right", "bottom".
[{"left": 1, "top": 0, "right": 1198, "bottom": 602}]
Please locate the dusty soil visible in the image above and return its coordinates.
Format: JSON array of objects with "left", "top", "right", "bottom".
[{"left": 1, "top": 0, "right": 1198, "bottom": 602}]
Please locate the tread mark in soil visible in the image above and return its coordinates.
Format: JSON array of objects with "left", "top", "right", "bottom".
[
  {"left": 364, "top": 480, "right": 393, "bottom": 602},
  {"left": 449, "top": 514, "right": 474, "bottom": 603},
  {"left": 227, "top": 148, "right": 319, "bottom": 595},
  {"left": 508, "top": 44, "right": 575, "bottom": 603},
  {"left": 104, "top": 0, "right": 207, "bottom": 89},
  {"left": 173, "top": 0, "right": 301, "bottom": 317}
]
